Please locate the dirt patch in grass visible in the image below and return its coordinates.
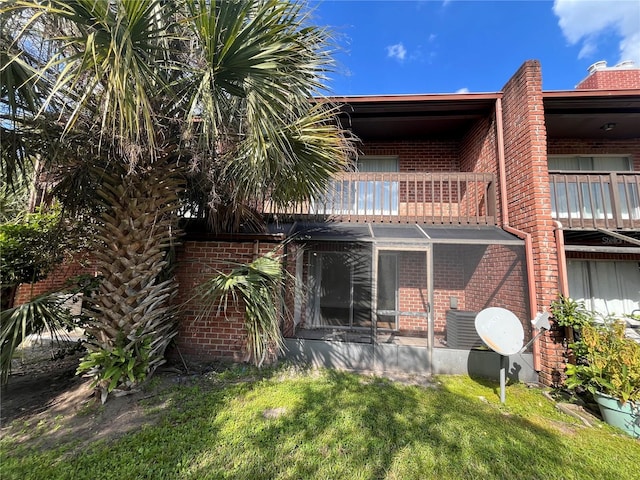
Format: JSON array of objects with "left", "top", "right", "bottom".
[
  {"left": 1, "top": 352, "right": 86, "bottom": 426},
  {"left": 0, "top": 348, "right": 192, "bottom": 452}
]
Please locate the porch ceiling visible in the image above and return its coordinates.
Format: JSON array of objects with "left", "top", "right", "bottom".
[
  {"left": 562, "top": 230, "right": 640, "bottom": 254},
  {"left": 280, "top": 222, "right": 523, "bottom": 245},
  {"left": 328, "top": 94, "right": 499, "bottom": 141},
  {"left": 321, "top": 91, "right": 640, "bottom": 141},
  {"left": 543, "top": 90, "right": 640, "bottom": 140}
]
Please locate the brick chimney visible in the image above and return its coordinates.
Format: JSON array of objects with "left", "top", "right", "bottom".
[{"left": 575, "top": 60, "right": 640, "bottom": 90}]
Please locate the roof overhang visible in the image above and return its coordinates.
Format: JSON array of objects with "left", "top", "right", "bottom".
[
  {"left": 281, "top": 222, "right": 523, "bottom": 246},
  {"left": 317, "top": 93, "right": 500, "bottom": 141},
  {"left": 543, "top": 89, "right": 640, "bottom": 140},
  {"left": 562, "top": 229, "right": 640, "bottom": 254},
  {"left": 316, "top": 89, "right": 639, "bottom": 141}
]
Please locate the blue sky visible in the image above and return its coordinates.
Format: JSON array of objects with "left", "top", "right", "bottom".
[{"left": 309, "top": 0, "right": 640, "bottom": 95}]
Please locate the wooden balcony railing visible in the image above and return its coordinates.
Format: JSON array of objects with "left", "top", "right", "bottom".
[
  {"left": 266, "top": 172, "right": 496, "bottom": 225},
  {"left": 550, "top": 172, "right": 640, "bottom": 230}
]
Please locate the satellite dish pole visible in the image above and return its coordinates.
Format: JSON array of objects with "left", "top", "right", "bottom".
[
  {"left": 475, "top": 307, "right": 525, "bottom": 404},
  {"left": 475, "top": 309, "right": 551, "bottom": 403},
  {"left": 498, "top": 353, "right": 508, "bottom": 403}
]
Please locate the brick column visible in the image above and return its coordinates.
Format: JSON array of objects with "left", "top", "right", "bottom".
[{"left": 501, "top": 60, "right": 564, "bottom": 385}]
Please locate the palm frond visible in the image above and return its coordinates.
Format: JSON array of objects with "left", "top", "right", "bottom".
[
  {"left": 229, "top": 102, "right": 357, "bottom": 207},
  {"left": 195, "top": 252, "right": 288, "bottom": 367},
  {"left": 4, "top": 0, "right": 182, "bottom": 163},
  {"left": 0, "top": 292, "right": 75, "bottom": 383}
]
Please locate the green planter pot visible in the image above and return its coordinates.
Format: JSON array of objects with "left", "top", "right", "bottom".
[{"left": 593, "top": 391, "right": 640, "bottom": 438}]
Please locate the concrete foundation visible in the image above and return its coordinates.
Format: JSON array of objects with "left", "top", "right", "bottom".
[{"left": 284, "top": 338, "right": 538, "bottom": 383}]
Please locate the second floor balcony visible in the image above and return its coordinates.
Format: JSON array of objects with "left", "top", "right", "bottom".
[
  {"left": 550, "top": 172, "right": 640, "bottom": 230},
  {"left": 268, "top": 172, "right": 496, "bottom": 225}
]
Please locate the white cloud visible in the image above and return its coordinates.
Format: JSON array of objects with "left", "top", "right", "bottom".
[
  {"left": 456, "top": 88, "right": 469, "bottom": 94},
  {"left": 577, "top": 41, "right": 596, "bottom": 60},
  {"left": 620, "top": 31, "right": 640, "bottom": 63},
  {"left": 553, "top": 0, "right": 640, "bottom": 64},
  {"left": 386, "top": 43, "right": 407, "bottom": 62}
]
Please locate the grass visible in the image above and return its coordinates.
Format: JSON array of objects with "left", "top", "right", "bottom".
[{"left": 1, "top": 365, "right": 639, "bottom": 480}]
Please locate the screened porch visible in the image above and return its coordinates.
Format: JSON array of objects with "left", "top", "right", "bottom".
[{"left": 282, "top": 224, "right": 535, "bottom": 378}]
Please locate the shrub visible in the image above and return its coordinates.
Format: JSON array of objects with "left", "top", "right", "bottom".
[{"left": 566, "top": 320, "right": 640, "bottom": 404}]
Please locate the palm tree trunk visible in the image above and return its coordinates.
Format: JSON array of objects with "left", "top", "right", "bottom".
[{"left": 82, "top": 161, "right": 183, "bottom": 395}]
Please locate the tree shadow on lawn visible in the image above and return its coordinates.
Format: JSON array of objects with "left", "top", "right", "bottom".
[
  {"left": 0, "top": 352, "right": 85, "bottom": 425},
  {"left": 183, "top": 369, "right": 622, "bottom": 480},
  {"left": 5, "top": 366, "right": 635, "bottom": 480},
  {"left": 0, "top": 365, "right": 272, "bottom": 480}
]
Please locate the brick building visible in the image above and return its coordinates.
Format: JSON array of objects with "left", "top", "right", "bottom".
[
  {"left": 270, "top": 59, "right": 639, "bottom": 385},
  {"left": 14, "top": 59, "right": 640, "bottom": 385}
]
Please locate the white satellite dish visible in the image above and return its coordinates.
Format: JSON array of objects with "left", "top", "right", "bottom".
[
  {"left": 475, "top": 307, "right": 526, "bottom": 404},
  {"left": 475, "top": 307, "right": 524, "bottom": 356}
]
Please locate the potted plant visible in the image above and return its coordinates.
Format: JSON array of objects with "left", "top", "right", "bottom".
[{"left": 565, "top": 319, "right": 640, "bottom": 438}]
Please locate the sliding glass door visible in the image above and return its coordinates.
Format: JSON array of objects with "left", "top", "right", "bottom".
[{"left": 309, "top": 251, "right": 371, "bottom": 328}]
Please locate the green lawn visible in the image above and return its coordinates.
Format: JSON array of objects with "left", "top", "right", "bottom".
[{"left": 1, "top": 366, "right": 639, "bottom": 480}]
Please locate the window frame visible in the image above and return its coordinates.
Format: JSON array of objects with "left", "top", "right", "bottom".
[{"left": 547, "top": 155, "right": 633, "bottom": 173}]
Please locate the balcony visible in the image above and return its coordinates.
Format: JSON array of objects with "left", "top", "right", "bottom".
[
  {"left": 550, "top": 172, "right": 640, "bottom": 230},
  {"left": 268, "top": 172, "right": 496, "bottom": 225}
]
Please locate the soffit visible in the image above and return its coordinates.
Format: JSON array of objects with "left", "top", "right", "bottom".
[
  {"left": 323, "top": 94, "right": 499, "bottom": 141},
  {"left": 543, "top": 90, "right": 640, "bottom": 140}
]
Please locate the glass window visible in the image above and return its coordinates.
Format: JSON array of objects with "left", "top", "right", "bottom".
[
  {"left": 357, "top": 156, "right": 399, "bottom": 172},
  {"left": 568, "top": 260, "right": 640, "bottom": 317},
  {"left": 548, "top": 156, "right": 631, "bottom": 172}
]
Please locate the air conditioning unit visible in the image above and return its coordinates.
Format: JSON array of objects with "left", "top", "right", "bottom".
[{"left": 446, "top": 310, "right": 482, "bottom": 349}]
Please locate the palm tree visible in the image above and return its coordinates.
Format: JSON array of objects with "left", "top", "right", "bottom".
[{"left": 0, "top": 0, "right": 354, "bottom": 398}]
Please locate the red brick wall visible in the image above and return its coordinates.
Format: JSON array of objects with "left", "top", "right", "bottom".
[
  {"left": 501, "top": 60, "right": 561, "bottom": 385},
  {"left": 465, "top": 244, "right": 530, "bottom": 342},
  {"left": 502, "top": 60, "right": 558, "bottom": 305},
  {"left": 361, "top": 141, "right": 460, "bottom": 171},
  {"left": 361, "top": 138, "right": 497, "bottom": 222},
  {"left": 576, "top": 68, "right": 640, "bottom": 90},
  {"left": 172, "top": 240, "right": 282, "bottom": 363},
  {"left": 459, "top": 115, "right": 502, "bottom": 223},
  {"left": 12, "top": 241, "right": 286, "bottom": 364},
  {"left": 13, "top": 257, "right": 97, "bottom": 305}
]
